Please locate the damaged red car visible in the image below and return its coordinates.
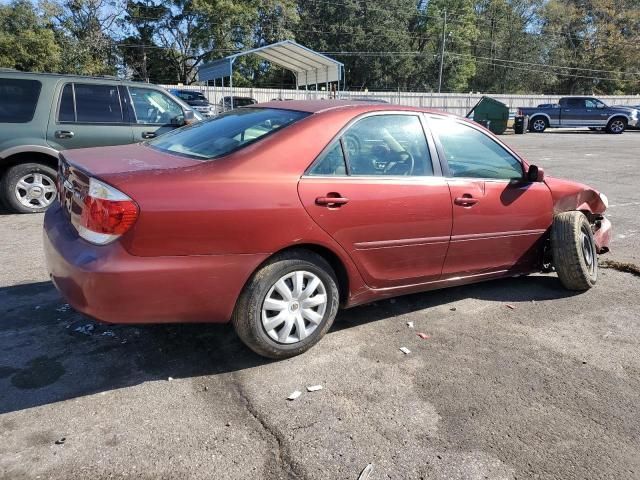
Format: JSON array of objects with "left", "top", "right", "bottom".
[{"left": 44, "top": 101, "right": 612, "bottom": 358}]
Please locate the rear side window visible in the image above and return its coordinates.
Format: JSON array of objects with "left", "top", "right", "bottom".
[
  {"left": 71, "top": 83, "right": 123, "bottom": 123},
  {"left": 58, "top": 84, "right": 75, "bottom": 122},
  {"left": 149, "top": 108, "right": 309, "bottom": 160},
  {"left": 0, "top": 79, "right": 42, "bottom": 123}
]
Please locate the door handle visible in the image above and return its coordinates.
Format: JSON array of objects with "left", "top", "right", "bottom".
[
  {"left": 142, "top": 132, "right": 157, "bottom": 139},
  {"left": 316, "top": 195, "right": 349, "bottom": 207},
  {"left": 55, "top": 130, "right": 74, "bottom": 139},
  {"left": 454, "top": 196, "right": 479, "bottom": 206}
]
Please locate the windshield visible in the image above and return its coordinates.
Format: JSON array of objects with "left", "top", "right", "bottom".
[
  {"left": 148, "top": 108, "right": 309, "bottom": 160},
  {"left": 176, "top": 91, "right": 207, "bottom": 102}
]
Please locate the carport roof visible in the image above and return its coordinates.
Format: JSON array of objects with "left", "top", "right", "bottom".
[{"left": 198, "top": 40, "right": 343, "bottom": 87}]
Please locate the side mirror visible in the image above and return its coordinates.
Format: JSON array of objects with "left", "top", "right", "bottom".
[
  {"left": 527, "top": 164, "right": 545, "bottom": 182},
  {"left": 596, "top": 103, "right": 605, "bottom": 109},
  {"left": 183, "top": 109, "right": 195, "bottom": 124}
]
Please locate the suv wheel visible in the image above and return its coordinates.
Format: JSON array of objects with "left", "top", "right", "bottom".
[
  {"left": 1, "top": 163, "right": 58, "bottom": 213},
  {"left": 530, "top": 117, "right": 547, "bottom": 133},
  {"left": 232, "top": 250, "right": 340, "bottom": 359},
  {"left": 606, "top": 117, "right": 626, "bottom": 134}
]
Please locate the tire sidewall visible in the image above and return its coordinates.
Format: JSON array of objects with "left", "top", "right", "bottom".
[
  {"left": 1, "top": 163, "right": 57, "bottom": 214},
  {"left": 241, "top": 257, "right": 340, "bottom": 358},
  {"left": 606, "top": 118, "right": 626, "bottom": 134},
  {"left": 577, "top": 216, "right": 598, "bottom": 285}
]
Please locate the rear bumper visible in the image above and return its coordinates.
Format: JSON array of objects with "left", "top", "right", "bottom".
[
  {"left": 44, "top": 204, "right": 268, "bottom": 324},
  {"left": 594, "top": 216, "right": 612, "bottom": 254}
]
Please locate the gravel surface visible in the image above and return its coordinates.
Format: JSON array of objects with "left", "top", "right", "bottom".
[{"left": 1, "top": 129, "right": 639, "bottom": 480}]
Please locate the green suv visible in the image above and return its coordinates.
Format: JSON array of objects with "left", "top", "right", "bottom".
[{"left": 0, "top": 70, "right": 201, "bottom": 213}]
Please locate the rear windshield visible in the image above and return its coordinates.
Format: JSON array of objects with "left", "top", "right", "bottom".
[
  {"left": 148, "top": 108, "right": 309, "bottom": 160},
  {"left": 0, "top": 78, "right": 42, "bottom": 123}
]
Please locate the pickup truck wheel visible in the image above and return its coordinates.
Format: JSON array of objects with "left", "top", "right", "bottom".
[
  {"left": 606, "top": 118, "right": 626, "bottom": 134},
  {"left": 1, "top": 163, "right": 58, "bottom": 214},
  {"left": 530, "top": 117, "right": 547, "bottom": 133},
  {"left": 551, "top": 211, "right": 597, "bottom": 291},
  {"left": 232, "top": 250, "right": 340, "bottom": 359}
]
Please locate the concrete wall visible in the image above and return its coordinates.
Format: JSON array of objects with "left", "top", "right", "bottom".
[{"left": 163, "top": 85, "right": 640, "bottom": 117}]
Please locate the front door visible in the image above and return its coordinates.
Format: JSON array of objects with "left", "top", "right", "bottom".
[
  {"left": 126, "top": 86, "right": 186, "bottom": 142},
  {"left": 46, "top": 82, "right": 133, "bottom": 150},
  {"left": 298, "top": 113, "right": 452, "bottom": 289},
  {"left": 428, "top": 116, "right": 553, "bottom": 277}
]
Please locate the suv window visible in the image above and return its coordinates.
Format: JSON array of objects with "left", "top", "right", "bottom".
[
  {"left": 149, "top": 108, "right": 309, "bottom": 160},
  {"left": 129, "top": 87, "right": 184, "bottom": 125},
  {"left": 72, "top": 83, "right": 124, "bottom": 123},
  {"left": 0, "top": 78, "right": 42, "bottom": 123},
  {"left": 431, "top": 118, "right": 523, "bottom": 180},
  {"left": 341, "top": 115, "right": 433, "bottom": 176}
]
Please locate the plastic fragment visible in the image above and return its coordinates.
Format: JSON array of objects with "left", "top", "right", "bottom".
[
  {"left": 56, "top": 304, "right": 71, "bottom": 313},
  {"left": 505, "top": 304, "right": 516, "bottom": 310},
  {"left": 287, "top": 390, "right": 302, "bottom": 400},
  {"left": 306, "top": 385, "right": 323, "bottom": 392},
  {"left": 450, "top": 307, "right": 457, "bottom": 311},
  {"left": 406, "top": 321, "right": 414, "bottom": 328},
  {"left": 167, "top": 377, "right": 174, "bottom": 381},
  {"left": 358, "top": 463, "right": 374, "bottom": 480},
  {"left": 101, "top": 331, "right": 115, "bottom": 337},
  {"left": 416, "top": 332, "right": 430, "bottom": 340},
  {"left": 74, "top": 324, "right": 94, "bottom": 335},
  {"left": 55, "top": 437, "right": 66, "bottom": 445},
  {"left": 399, "top": 347, "right": 411, "bottom": 354}
]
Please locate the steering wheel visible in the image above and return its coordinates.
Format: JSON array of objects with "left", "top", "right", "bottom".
[{"left": 383, "top": 150, "right": 414, "bottom": 175}]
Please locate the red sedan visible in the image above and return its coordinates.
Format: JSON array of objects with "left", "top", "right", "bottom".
[{"left": 44, "top": 101, "right": 612, "bottom": 358}]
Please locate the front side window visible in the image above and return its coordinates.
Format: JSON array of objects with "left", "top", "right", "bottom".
[
  {"left": 73, "top": 83, "right": 123, "bottom": 123},
  {"left": 431, "top": 119, "right": 523, "bottom": 180},
  {"left": 148, "top": 108, "right": 309, "bottom": 160},
  {"left": 129, "top": 87, "right": 184, "bottom": 125},
  {"left": 340, "top": 115, "right": 433, "bottom": 176},
  {"left": 0, "top": 78, "right": 42, "bottom": 123}
]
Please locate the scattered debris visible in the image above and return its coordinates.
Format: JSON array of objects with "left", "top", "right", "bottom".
[
  {"left": 225, "top": 422, "right": 231, "bottom": 427},
  {"left": 399, "top": 347, "right": 411, "bottom": 355},
  {"left": 389, "top": 299, "right": 396, "bottom": 304},
  {"left": 406, "top": 321, "right": 414, "bottom": 328},
  {"left": 56, "top": 304, "right": 71, "bottom": 313},
  {"left": 101, "top": 331, "right": 115, "bottom": 337},
  {"left": 54, "top": 437, "right": 66, "bottom": 445},
  {"left": 600, "top": 259, "right": 640, "bottom": 277},
  {"left": 74, "top": 324, "right": 94, "bottom": 335},
  {"left": 287, "top": 390, "right": 302, "bottom": 400},
  {"left": 505, "top": 304, "right": 516, "bottom": 310},
  {"left": 358, "top": 463, "right": 374, "bottom": 480},
  {"left": 306, "top": 385, "right": 323, "bottom": 392},
  {"left": 167, "top": 377, "right": 174, "bottom": 381},
  {"left": 203, "top": 385, "right": 209, "bottom": 392},
  {"left": 34, "top": 306, "right": 41, "bottom": 310},
  {"left": 450, "top": 307, "right": 457, "bottom": 311},
  {"left": 416, "top": 332, "right": 430, "bottom": 340}
]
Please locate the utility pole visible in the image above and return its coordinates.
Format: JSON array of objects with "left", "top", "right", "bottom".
[{"left": 438, "top": 8, "right": 447, "bottom": 93}]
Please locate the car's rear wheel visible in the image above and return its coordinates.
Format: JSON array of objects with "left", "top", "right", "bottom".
[
  {"left": 530, "top": 117, "right": 547, "bottom": 133},
  {"left": 1, "top": 163, "right": 58, "bottom": 213},
  {"left": 551, "top": 211, "right": 598, "bottom": 291},
  {"left": 232, "top": 250, "right": 340, "bottom": 359},
  {"left": 606, "top": 117, "right": 626, "bottom": 134}
]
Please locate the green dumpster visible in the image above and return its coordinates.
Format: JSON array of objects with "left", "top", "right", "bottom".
[{"left": 467, "top": 96, "right": 509, "bottom": 135}]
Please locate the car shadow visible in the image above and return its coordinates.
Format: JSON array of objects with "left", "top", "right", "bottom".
[{"left": 0, "top": 274, "right": 579, "bottom": 415}]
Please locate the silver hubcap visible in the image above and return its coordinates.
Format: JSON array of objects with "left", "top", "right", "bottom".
[
  {"left": 15, "top": 172, "right": 57, "bottom": 209},
  {"left": 581, "top": 226, "right": 596, "bottom": 276},
  {"left": 611, "top": 121, "right": 624, "bottom": 133},
  {"left": 261, "top": 270, "right": 327, "bottom": 344},
  {"left": 533, "top": 119, "right": 545, "bottom": 131}
]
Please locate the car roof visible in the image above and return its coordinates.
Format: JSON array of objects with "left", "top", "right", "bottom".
[
  {"left": 0, "top": 69, "right": 163, "bottom": 87},
  {"left": 254, "top": 99, "right": 450, "bottom": 117}
]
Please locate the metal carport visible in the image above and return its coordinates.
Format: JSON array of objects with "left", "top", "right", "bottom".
[{"left": 198, "top": 40, "right": 345, "bottom": 107}]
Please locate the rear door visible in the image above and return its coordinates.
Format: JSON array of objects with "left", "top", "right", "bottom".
[
  {"left": 126, "top": 86, "right": 187, "bottom": 141},
  {"left": 298, "top": 113, "right": 452, "bottom": 289},
  {"left": 428, "top": 116, "right": 553, "bottom": 277},
  {"left": 46, "top": 82, "right": 133, "bottom": 150},
  {"left": 560, "top": 97, "right": 587, "bottom": 127}
]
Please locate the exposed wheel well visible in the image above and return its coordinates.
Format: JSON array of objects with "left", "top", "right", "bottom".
[
  {"left": 608, "top": 116, "right": 627, "bottom": 124},
  {"left": 0, "top": 152, "right": 58, "bottom": 179},
  {"left": 530, "top": 115, "right": 548, "bottom": 125},
  {"left": 261, "top": 244, "right": 350, "bottom": 306}
]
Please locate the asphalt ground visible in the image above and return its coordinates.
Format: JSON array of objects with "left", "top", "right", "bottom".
[{"left": 1, "top": 129, "right": 639, "bottom": 480}]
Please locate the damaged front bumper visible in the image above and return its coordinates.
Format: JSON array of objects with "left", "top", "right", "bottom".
[{"left": 594, "top": 216, "right": 612, "bottom": 254}]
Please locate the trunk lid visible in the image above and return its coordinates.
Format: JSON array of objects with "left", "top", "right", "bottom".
[{"left": 58, "top": 143, "right": 201, "bottom": 225}]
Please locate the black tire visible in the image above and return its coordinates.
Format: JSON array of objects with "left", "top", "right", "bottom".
[
  {"left": 1, "top": 163, "right": 58, "bottom": 214},
  {"left": 606, "top": 117, "right": 626, "bottom": 134},
  {"left": 529, "top": 116, "right": 547, "bottom": 133},
  {"left": 550, "top": 211, "right": 598, "bottom": 291},
  {"left": 232, "top": 250, "right": 340, "bottom": 359}
]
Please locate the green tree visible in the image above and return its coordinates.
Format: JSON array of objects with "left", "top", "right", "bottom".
[{"left": 0, "top": 0, "right": 61, "bottom": 72}]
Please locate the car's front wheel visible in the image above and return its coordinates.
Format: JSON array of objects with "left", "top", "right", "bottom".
[
  {"left": 551, "top": 211, "right": 598, "bottom": 290},
  {"left": 232, "top": 250, "right": 340, "bottom": 359},
  {"left": 606, "top": 117, "right": 626, "bottom": 134},
  {"left": 1, "top": 163, "right": 58, "bottom": 213}
]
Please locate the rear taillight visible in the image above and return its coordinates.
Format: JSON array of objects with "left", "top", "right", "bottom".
[{"left": 74, "top": 178, "right": 139, "bottom": 245}]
